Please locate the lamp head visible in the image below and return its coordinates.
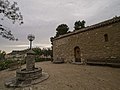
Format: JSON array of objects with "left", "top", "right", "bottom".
[{"left": 27, "top": 34, "right": 35, "bottom": 41}]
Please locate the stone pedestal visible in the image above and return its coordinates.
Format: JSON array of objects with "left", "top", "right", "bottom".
[
  {"left": 26, "top": 50, "right": 35, "bottom": 71},
  {"left": 15, "top": 50, "right": 42, "bottom": 81}
]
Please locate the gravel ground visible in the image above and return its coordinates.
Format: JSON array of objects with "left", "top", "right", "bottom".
[{"left": 0, "top": 61, "right": 120, "bottom": 90}]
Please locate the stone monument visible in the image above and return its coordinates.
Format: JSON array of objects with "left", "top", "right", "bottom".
[{"left": 5, "top": 34, "right": 49, "bottom": 87}]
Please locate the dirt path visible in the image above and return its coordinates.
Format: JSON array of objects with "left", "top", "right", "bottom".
[{"left": 0, "top": 61, "right": 120, "bottom": 90}]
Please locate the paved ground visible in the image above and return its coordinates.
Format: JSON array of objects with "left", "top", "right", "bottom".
[{"left": 0, "top": 61, "right": 120, "bottom": 90}]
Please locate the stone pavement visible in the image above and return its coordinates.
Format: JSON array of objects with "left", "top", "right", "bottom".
[{"left": 0, "top": 61, "right": 120, "bottom": 90}]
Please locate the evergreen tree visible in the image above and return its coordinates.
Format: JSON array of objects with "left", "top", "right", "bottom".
[
  {"left": 56, "top": 24, "right": 69, "bottom": 37},
  {"left": 74, "top": 20, "right": 85, "bottom": 30}
]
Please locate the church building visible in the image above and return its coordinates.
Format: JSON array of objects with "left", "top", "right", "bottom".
[{"left": 52, "top": 16, "right": 120, "bottom": 65}]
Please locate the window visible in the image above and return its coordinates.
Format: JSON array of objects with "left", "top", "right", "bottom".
[{"left": 104, "top": 34, "right": 108, "bottom": 42}]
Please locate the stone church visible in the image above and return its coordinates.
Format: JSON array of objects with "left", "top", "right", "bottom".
[{"left": 52, "top": 16, "right": 120, "bottom": 64}]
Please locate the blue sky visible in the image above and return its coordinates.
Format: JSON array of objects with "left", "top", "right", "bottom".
[{"left": 0, "top": 0, "right": 120, "bottom": 53}]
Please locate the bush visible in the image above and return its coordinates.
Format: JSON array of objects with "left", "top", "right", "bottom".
[
  {"left": 35, "top": 58, "right": 51, "bottom": 62},
  {"left": 0, "top": 58, "right": 51, "bottom": 71},
  {"left": 0, "top": 60, "right": 14, "bottom": 70},
  {"left": 20, "top": 60, "right": 26, "bottom": 65}
]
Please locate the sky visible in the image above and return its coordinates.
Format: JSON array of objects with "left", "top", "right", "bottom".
[{"left": 0, "top": 0, "right": 120, "bottom": 53}]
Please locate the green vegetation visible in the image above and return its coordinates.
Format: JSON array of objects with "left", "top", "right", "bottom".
[
  {"left": 33, "top": 47, "right": 53, "bottom": 62},
  {"left": 74, "top": 20, "right": 86, "bottom": 30},
  {"left": 50, "top": 24, "right": 69, "bottom": 45},
  {"left": 0, "top": 59, "right": 27, "bottom": 71},
  {"left": 55, "top": 24, "right": 69, "bottom": 37},
  {"left": 0, "top": 0, "right": 23, "bottom": 40},
  {"left": 0, "top": 50, "right": 6, "bottom": 60},
  {"left": 33, "top": 47, "right": 53, "bottom": 57},
  {"left": 35, "top": 58, "right": 51, "bottom": 62},
  {"left": 0, "top": 47, "right": 52, "bottom": 71},
  {"left": 0, "top": 60, "right": 14, "bottom": 70}
]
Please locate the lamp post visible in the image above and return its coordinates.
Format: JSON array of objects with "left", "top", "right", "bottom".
[
  {"left": 27, "top": 34, "right": 35, "bottom": 49},
  {"left": 26, "top": 34, "right": 35, "bottom": 71}
]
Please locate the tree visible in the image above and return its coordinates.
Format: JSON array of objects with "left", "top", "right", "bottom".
[
  {"left": 50, "top": 37, "right": 54, "bottom": 45},
  {"left": 33, "top": 47, "right": 53, "bottom": 57},
  {"left": 46, "top": 48, "right": 53, "bottom": 57},
  {"left": 33, "top": 47, "right": 42, "bottom": 55},
  {"left": 56, "top": 24, "right": 69, "bottom": 37},
  {"left": 50, "top": 24, "right": 69, "bottom": 54},
  {"left": 0, "top": 50, "right": 6, "bottom": 60},
  {"left": 74, "top": 20, "right": 85, "bottom": 30},
  {"left": 0, "top": 0, "right": 23, "bottom": 41}
]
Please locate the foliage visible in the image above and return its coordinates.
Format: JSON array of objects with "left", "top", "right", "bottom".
[
  {"left": 50, "top": 24, "right": 69, "bottom": 47},
  {"left": 31, "top": 48, "right": 53, "bottom": 62},
  {"left": 33, "top": 47, "right": 42, "bottom": 55},
  {"left": 42, "top": 48, "right": 52, "bottom": 57},
  {"left": 33, "top": 47, "right": 53, "bottom": 57},
  {"left": 0, "top": 59, "right": 26, "bottom": 71},
  {"left": 0, "top": 60, "right": 14, "bottom": 70},
  {"left": 0, "top": 0, "right": 23, "bottom": 40},
  {"left": 74, "top": 20, "right": 85, "bottom": 30},
  {"left": 0, "top": 50, "right": 6, "bottom": 60},
  {"left": 35, "top": 58, "right": 51, "bottom": 62},
  {"left": 50, "top": 37, "right": 54, "bottom": 45},
  {"left": 56, "top": 24, "right": 69, "bottom": 37},
  {"left": 47, "top": 48, "right": 53, "bottom": 57},
  {"left": 0, "top": 25, "right": 18, "bottom": 40},
  {"left": 20, "top": 59, "right": 26, "bottom": 65}
]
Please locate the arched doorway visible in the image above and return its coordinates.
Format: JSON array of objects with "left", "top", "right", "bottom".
[{"left": 74, "top": 46, "right": 81, "bottom": 62}]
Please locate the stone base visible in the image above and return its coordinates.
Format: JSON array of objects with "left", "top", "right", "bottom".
[
  {"left": 16, "top": 68, "right": 42, "bottom": 81},
  {"left": 4, "top": 72, "right": 49, "bottom": 87}
]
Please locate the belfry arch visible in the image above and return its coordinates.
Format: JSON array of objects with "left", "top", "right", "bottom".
[{"left": 74, "top": 46, "right": 81, "bottom": 62}]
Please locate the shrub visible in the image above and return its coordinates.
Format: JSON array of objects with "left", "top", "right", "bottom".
[
  {"left": 35, "top": 58, "right": 51, "bottom": 62},
  {"left": 0, "top": 60, "right": 14, "bottom": 70}
]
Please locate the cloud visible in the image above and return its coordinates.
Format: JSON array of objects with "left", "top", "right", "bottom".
[
  {"left": 4, "top": 43, "right": 51, "bottom": 49},
  {"left": 0, "top": 0, "right": 120, "bottom": 53}
]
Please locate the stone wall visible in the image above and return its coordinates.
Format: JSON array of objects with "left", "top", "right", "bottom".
[{"left": 53, "top": 17, "right": 120, "bottom": 63}]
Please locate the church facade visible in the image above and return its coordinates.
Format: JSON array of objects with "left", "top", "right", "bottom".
[{"left": 52, "top": 16, "right": 120, "bottom": 64}]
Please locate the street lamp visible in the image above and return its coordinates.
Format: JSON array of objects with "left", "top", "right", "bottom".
[{"left": 27, "top": 34, "right": 35, "bottom": 49}]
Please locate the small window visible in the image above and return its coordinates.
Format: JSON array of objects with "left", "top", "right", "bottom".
[{"left": 104, "top": 34, "right": 108, "bottom": 42}]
